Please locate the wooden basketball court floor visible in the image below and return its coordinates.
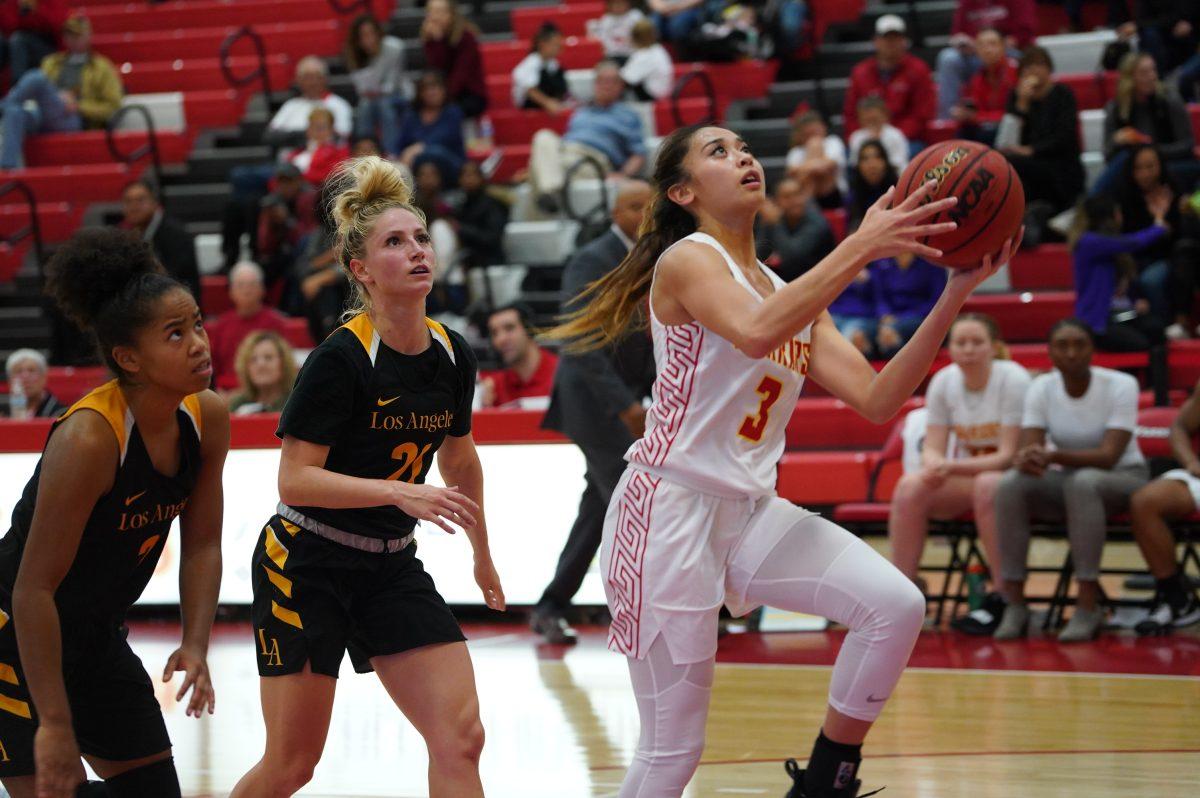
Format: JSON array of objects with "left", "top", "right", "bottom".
[{"left": 99, "top": 616, "right": 1199, "bottom": 798}]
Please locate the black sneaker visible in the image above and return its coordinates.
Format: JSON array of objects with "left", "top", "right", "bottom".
[
  {"left": 950, "top": 592, "right": 1006, "bottom": 636},
  {"left": 1135, "top": 593, "right": 1200, "bottom": 636},
  {"left": 530, "top": 608, "right": 578, "bottom": 645},
  {"left": 783, "top": 759, "right": 884, "bottom": 798}
]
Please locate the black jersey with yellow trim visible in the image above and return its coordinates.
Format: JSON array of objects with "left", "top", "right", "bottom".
[
  {"left": 0, "top": 380, "right": 203, "bottom": 625},
  {"left": 276, "top": 314, "right": 477, "bottom": 541}
]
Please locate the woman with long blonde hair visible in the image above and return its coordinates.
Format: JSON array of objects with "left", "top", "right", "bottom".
[
  {"left": 231, "top": 156, "right": 504, "bottom": 798},
  {"left": 548, "top": 122, "right": 1019, "bottom": 798}
]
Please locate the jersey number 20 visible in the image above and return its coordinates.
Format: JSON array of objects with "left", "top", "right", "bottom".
[
  {"left": 738, "top": 375, "right": 783, "bottom": 443},
  {"left": 388, "top": 442, "right": 432, "bottom": 482}
]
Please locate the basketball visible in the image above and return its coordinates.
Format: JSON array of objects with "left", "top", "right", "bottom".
[{"left": 894, "top": 140, "right": 1025, "bottom": 269}]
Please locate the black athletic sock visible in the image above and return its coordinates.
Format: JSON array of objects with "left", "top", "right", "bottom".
[
  {"left": 1157, "top": 572, "right": 1191, "bottom": 612},
  {"left": 804, "top": 731, "right": 863, "bottom": 796}
]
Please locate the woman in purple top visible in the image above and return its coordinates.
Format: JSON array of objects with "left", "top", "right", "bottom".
[
  {"left": 396, "top": 71, "right": 467, "bottom": 187},
  {"left": 1070, "top": 192, "right": 1169, "bottom": 352},
  {"left": 873, "top": 252, "right": 947, "bottom": 357},
  {"left": 829, "top": 266, "right": 882, "bottom": 356}
]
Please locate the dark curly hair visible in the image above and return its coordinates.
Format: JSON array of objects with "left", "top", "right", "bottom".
[{"left": 45, "top": 227, "right": 184, "bottom": 378}]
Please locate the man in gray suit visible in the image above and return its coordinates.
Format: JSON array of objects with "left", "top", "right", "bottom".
[{"left": 532, "top": 179, "right": 654, "bottom": 644}]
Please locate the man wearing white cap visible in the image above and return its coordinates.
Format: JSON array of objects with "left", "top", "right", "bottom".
[{"left": 843, "top": 14, "right": 935, "bottom": 153}]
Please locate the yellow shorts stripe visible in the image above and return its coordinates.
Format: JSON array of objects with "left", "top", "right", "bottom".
[
  {"left": 0, "top": 694, "right": 31, "bottom": 719},
  {"left": 280, "top": 520, "right": 300, "bottom": 536},
  {"left": 262, "top": 565, "right": 293, "bottom": 598},
  {"left": 264, "top": 527, "right": 289, "bottom": 570},
  {"left": 0, "top": 664, "right": 17, "bottom": 686},
  {"left": 271, "top": 601, "right": 303, "bottom": 630}
]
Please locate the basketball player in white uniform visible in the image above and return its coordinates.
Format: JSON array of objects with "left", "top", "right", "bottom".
[{"left": 547, "top": 123, "right": 1020, "bottom": 798}]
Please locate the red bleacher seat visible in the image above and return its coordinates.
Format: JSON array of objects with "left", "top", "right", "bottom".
[
  {"left": 481, "top": 38, "right": 605, "bottom": 75},
  {"left": 0, "top": 366, "right": 110, "bottom": 406},
  {"left": 24, "top": 131, "right": 193, "bottom": 168},
  {"left": 488, "top": 109, "right": 570, "bottom": 147},
  {"left": 92, "top": 20, "right": 340, "bottom": 66},
  {"left": 962, "top": 290, "right": 1074, "bottom": 342},
  {"left": 280, "top": 317, "right": 314, "bottom": 350},
  {"left": 82, "top": 0, "right": 338, "bottom": 35},
  {"left": 1058, "top": 71, "right": 1117, "bottom": 110},
  {"left": 183, "top": 89, "right": 252, "bottom": 129},
  {"left": 1009, "top": 244, "right": 1072, "bottom": 291},
  {"left": 511, "top": 4, "right": 604, "bottom": 40},
  {"left": 0, "top": 202, "right": 82, "bottom": 244},
  {"left": 822, "top": 208, "right": 846, "bottom": 241},
  {"left": 783, "top": 396, "right": 922, "bottom": 450},
  {"left": 777, "top": 450, "right": 871, "bottom": 505},
  {"left": 118, "top": 56, "right": 293, "bottom": 95},
  {"left": 0, "top": 163, "right": 136, "bottom": 203}
]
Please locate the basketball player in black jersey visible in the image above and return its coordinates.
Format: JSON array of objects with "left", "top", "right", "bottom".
[
  {"left": 0, "top": 229, "right": 228, "bottom": 798},
  {"left": 231, "top": 156, "right": 505, "bottom": 798}
]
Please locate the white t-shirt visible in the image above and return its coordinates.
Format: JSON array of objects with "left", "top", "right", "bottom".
[
  {"left": 926, "top": 360, "right": 1030, "bottom": 459},
  {"left": 620, "top": 43, "right": 674, "bottom": 99},
  {"left": 511, "top": 52, "right": 563, "bottom": 107},
  {"left": 785, "top": 135, "right": 848, "bottom": 194},
  {"left": 587, "top": 9, "right": 646, "bottom": 57},
  {"left": 1022, "top": 366, "right": 1145, "bottom": 470},
  {"left": 268, "top": 93, "right": 354, "bottom": 138},
  {"left": 847, "top": 124, "right": 909, "bottom": 171}
]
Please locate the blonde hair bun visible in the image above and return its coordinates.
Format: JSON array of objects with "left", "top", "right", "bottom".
[{"left": 329, "top": 155, "right": 415, "bottom": 232}]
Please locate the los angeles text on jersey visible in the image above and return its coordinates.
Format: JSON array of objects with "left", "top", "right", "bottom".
[
  {"left": 118, "top": 498, "right": 189, "bottom": 532},
  {"left": 369, "top": 409, "right": 455, "bottom": 432},
  {"left": 765, "top": 339, "right": 811, "bottom": 375}
]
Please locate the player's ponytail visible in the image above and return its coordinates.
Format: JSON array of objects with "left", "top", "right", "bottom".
[
  {"left": 329, "top": 155, "right": 426, "bottom": 321},
  {"left": 544, "top": 123, "right": 705, "bottom": 351},
  {"left": 45, "top": 227, "right": 177, "bottom": 379}
]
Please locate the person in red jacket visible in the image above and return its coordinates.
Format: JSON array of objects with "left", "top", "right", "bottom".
[
  {"left": 843, "top": 15, "right": 935, "bottom": 153},
  {"left": 937, "top": 0, "right": 1035, "bottom": 118},
  {"left": 954, "top": 27, "right": 1019, "bottom": 144},
  {"left": 282, "top": 107, "right": 350, "bottom": 187},
  {"left": 0, "top": 0, "right": 67, "bottom": 89},
  {"left": 421, "top": 0, "right": 487, "bottom": 117},
  {"left": 479, "top": 303, "right": 559, "bottom": 408}
]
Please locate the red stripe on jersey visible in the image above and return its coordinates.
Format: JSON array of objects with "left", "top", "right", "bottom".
[{"left": 607, "top": 470, "right": 660, "bottom": 659}]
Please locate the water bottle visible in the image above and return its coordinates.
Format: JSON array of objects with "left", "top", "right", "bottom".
[
  {"left": 966, "top": 563, "right": 988, "bottom": 611},
  {"left": 9, "top": 376, "right": 26, "bottom": 419}
]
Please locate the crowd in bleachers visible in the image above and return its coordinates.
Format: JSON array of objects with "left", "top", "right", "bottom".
[{"left": 2, "top": 0, "right": 1200, "bottom": 638}]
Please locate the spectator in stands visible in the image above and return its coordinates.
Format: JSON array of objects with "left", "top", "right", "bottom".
[
  {"left": 954, "top": 27, "right": 1018, "bottom": 145},
  {"left": 264, "top": 56, "right": 353, "bottom": 148},
  {"left": 0, "top": 14, "right": 120, "bottom": 170},
  {"left": 998, "top": 46, "right": 1084, "bottom": 231},
  {"left": 513, "top": 22, "right": 570, "bottom": 113},
  {"left": 888, "top": 314, "right": 1030, "bottom": 633},
  {"left": 421, "top": 0, "right": 487, "bottom": 117},
  {"left": 412, "top": 160, "right": 468, "bottom": 320},
  {"left": 255, "top": 163, "right": 317, "bottom": 288},
  {"left": 534, "top": 179, "right": 655, "bottom": 644},
  {"left": 227, "top": 330, "right": 296, "bottom": 415},
  {"left": 119, "top": 179, "right": 200, "bottom": 302},
  {"left": 936, "top": 0, "right": 1035, "bottom": 119},
  {"left": 995, "top": 318, "right": 1149, "bottom": 642},
  {"left": 785, "top": 110, "right": 847, "bottom": 209},
  {"left": 351, "top": 135, "right": 382, "bottom": 158},
  {"left": 755, "top": 176, "right": 836, "bottom": 282},
  {"left": 828, "top": 265, "right": 881, "bottom": 356},
  {"left": 620, "top": 19, "right": 674, "bottom": 101},
  {"left": 396, "top": 70, "right": 466, "bottom": 188},
  {"left": 450, "top": 159, "right": 510, "bottom": 277},
  {"left": 0, "top": 0, "right": 66, "bottom": 89},
  {"left": 848, "top": 96, "right": 909, "bottom": 171},
  {"left": 1130, "top": 0, "right": 1200, "bottom": 75},
  {"left": 587, "top": 0, "right": 647, "bottom": 60},
  {"left": 873, "top": 251, "right": 948, "bottom": 358},
  {"left": 207, "top": 261, "right": 291, "bottom": 393},
  {"left": 479, "top": 303, "right": 559, "bottom": 408},
  {"left": 5, "top": 348, "right": 63, "bottom": 418},
  {"left": 845, "top": 139, "right": 898, "bottom": 232},
  {"left": 1070, "top": 192, "right": 1170, "bottom": 353},
  {"left": 844, "top": 15, "right": 935, "bottom": 154},
  {"left": 1097, "top": 53, "right": 1198, "bottom": 199},
  {"left": 1114, "top": 144, "right": 1197, "bottom": 334},
  {"left": 647, "top": 0, "right": 712, "bottom": 45},
  {"left": 282, "top": 107, "right": 351, "bottom": 187},
  {"left": 528, "top": 61, "right": 646, "bottom": 213},
  {"left": 345, "top": 14, "right": 405, "bottom": 156},
  {"left": 1127, "top": 379, "right": 1200, "bottom": 634},
  {"left": 290, "top": 182, "right": 344, "bottom": 343}
]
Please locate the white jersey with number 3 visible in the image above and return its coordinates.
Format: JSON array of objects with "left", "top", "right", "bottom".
[{"left": 626, "top": 232, "right": 811, "bottom": 498}]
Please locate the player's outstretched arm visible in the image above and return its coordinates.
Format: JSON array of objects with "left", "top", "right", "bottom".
[
  {"left": 808, "top": 232, "right": 1021, "bottom": 423},
  {"left": 659, "top": 181, "right": 957, "bottom": 359},
  {"left": 171, "top": 390, "right": 230, "bottom": 719},
  {"left": 437, "top": 433, "right": 505, "bottom": 611}
]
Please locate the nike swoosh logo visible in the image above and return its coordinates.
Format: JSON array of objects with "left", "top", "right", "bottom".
[
  {"left": 377, "top": 396, "right": 402, "bottom": 406},
  {"left": 125, "top": 490, "right": 147, "bottom": 506},
  {"left": 866, "top": 694, "right": 888, "bottom": 703}
]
